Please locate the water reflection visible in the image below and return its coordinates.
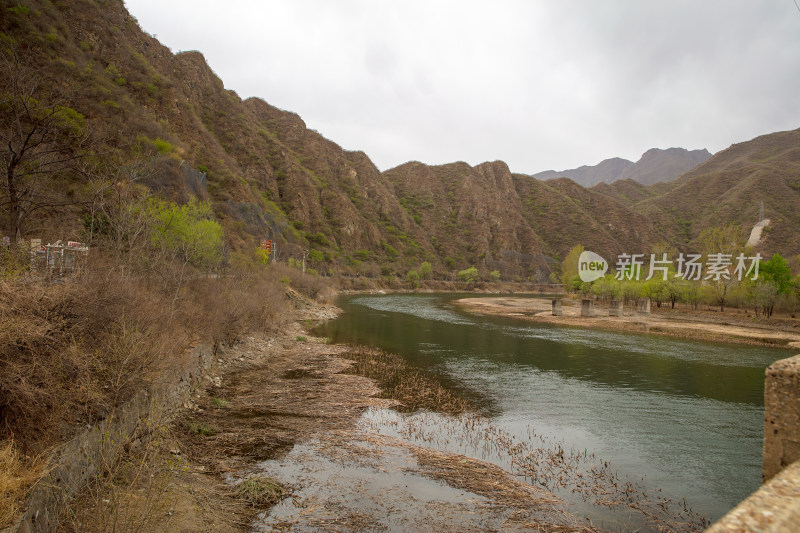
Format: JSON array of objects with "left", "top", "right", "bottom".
[{"left": 313, "top": 293, "right": 793, "bottom": 521}]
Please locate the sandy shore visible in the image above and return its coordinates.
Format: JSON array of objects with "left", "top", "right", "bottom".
[{"left": 453, "top": 297, "right": 800, "bottom": 350}]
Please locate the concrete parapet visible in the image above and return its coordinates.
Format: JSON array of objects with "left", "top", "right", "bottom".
[
  {"left": 637, "top": 298, "right": 651, "bottom": 315},
  {"left": 608, "top": 299, "right": 623, "bottom": 317},
  {"left": 551, "top": 299, "right": 562, "bottom": 316},
  {"left": 710, "top": 353, "right": 800, "bottom": 532},
  {"left": 580, "top": 299, "right": 595, "bottom": 317},
  {"left": 764, "top": 354, "right": 800, "bottom": 482},
  {"left": 707, "top": 460, "right": 800, "bottom": 532}
]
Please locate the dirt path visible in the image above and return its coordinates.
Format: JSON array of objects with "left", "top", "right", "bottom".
[{"left": 453, "top": 297, "right": 800, "bottom": 349}]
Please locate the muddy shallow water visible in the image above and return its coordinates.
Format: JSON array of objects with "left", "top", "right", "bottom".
[{"left": 312, "top": 293, "right": 796, "bottom": 525}]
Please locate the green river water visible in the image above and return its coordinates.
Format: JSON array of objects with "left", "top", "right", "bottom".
[{"left": 312, "top": 293, "right": 796, "bottom": 526}]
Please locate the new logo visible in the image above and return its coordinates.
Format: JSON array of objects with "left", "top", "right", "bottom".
[{"left": 578, "top": 250, "right": 608, "bottom": 282}]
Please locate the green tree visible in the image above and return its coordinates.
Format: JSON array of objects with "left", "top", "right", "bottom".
[
  {"left": 747, "top": 280, "right": 779, "bottom": 317},
  {"left": 703, "top": 278, "right": 736, "bottom": 313},
  {"left": 560, "top": 244, "right": 584, "bottom": 289},
  {"left": 591, "top": 275, "right": 619, "bottom": 301},
  {"left": 406, "top": 269, "right": 419, "bottom": 287},
  {"left": 149, "top": 199, "right": 223, "bottom": 270},
  {"left": 760, "top": 253, "right": 792, "bottom": 294},
  {"left": 642, "top": 278, "right": 668, "bottom": 308},
  {"left": 679, "top": 279, "right": 702, "bottom": 310},
  {"left": 752, "top": 254, "right": 792, "bottom": 317},
  {"left": 620, "top": 280, "right": 641, "bottom": 305},
  {"left": 458, "top": 266, "right": 479, "bottom": 284},
  {"left": 419, "top": 261, "right": 432, "bottom": 279},
  {"left": 489, "top": 269, "right": 500, "bottom": 282}
]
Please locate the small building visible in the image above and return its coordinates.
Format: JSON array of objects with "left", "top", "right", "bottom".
[{"left": 45, "top": 240, "right": 89, "bottom": 275}]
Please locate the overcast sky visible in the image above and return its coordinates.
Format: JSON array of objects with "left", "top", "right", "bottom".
[{"left": 125, "top": 0, "right": 800, "bottom": 173}]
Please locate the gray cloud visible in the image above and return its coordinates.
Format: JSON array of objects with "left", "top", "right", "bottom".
[{"left": 126, "top": 0, "right": 800, "bottom": 173}]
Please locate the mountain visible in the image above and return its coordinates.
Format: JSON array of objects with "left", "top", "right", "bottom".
[
  {"left": 534, "top": 148, "right": 712, "bottom": 187},
  {"left": 634, "top": 129, "right": 800, "bottom": 256},
  {"left": 382, "top": 160, "right": 668, "bottom": 276},
  {"left": 533, "top": 157, "right": 634, "bottom": 187},
  {"left": 1, "top": 0, "right": 799, "bottom": 281},
  {"left": 619, "top": 148, "right": 713, "bottom": 185}
]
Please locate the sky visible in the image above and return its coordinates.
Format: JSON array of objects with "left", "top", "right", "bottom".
[{"left": 125, "top": 0, "right": 800, "bottom": 174}]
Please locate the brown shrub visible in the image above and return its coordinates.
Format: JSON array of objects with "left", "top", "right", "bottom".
[
  {"left": 268, "top": 262, "right": 335, "bottom": 301},
  {"left": 0, "top": 269, "right": 179, "bottom": 451},
  {"left": 0, "top": 439, "right": 43, "bottom": 529},
  {"left": 0, "top": 253, "right": 292, "bottom": 454},
  {"left": 186, "top": 269, "right": 290, "bottom": 349}
]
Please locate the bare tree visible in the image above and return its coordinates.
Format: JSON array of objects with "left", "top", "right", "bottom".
[{"left": 0, "top": 48, "right": 90, "bottom": 242}]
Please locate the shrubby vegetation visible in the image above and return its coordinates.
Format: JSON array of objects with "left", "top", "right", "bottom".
[
  {"left": 0, "top": 164, "right": 336, "bottom": 528},
  {"left": 558, "top": 240, "right": 800, "bottom": 315}
]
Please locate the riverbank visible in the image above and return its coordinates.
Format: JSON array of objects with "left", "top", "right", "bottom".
[
  {"left": 453, "top": 297, "right": 800, "bottom": 349},
  {"left": 159, "top": 325, "right": 601, "bottom": 532},
  {"left": 47, "top": 289, "right": 732, "bottom": 532}
]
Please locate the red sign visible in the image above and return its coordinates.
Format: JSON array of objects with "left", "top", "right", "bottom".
[{"left": 260, "top": 239, "right": 273, "bottom": 252}]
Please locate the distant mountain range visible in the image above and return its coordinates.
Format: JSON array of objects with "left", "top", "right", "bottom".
[{"left": 533, "top": 148, "right": 713, "bottom": 187}]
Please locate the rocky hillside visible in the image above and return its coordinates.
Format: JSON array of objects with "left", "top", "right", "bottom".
[
  {"left": 634, "top": 128, "right": 800, "bottom": 256},
  {"left": 534, "top": 148, "right": 712, "bottom": 187},
  {"left": 0, "top": 0, "right": 432, "bottom": 277},
  {"left": 2, "top": 0, "right": 798, "bottom": 281}
]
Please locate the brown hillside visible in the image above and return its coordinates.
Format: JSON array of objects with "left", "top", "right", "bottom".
[
  {"left": 2, "top": 0, "right": 798, "bottom": 278},
  {"left": 637, "top": 128, "right": 800, "bottom": 255},
  {"left": 512, "top": 176, "right": 669, "bottom": 258}
]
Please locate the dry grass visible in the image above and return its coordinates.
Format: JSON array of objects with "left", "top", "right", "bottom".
[
  {"left": 341, "top": 346, "right": 474, "bottom": 414},
  {"left": 58, "top": 410, "right": 179, "bottom": 533},
  {"left": 0, "top": 439, "right": 43, "bottom": 529},
  {"left": 0, "top": 248, "right": 295, "bottom": 527},
  {"left": 0, "top": 270, "right": 180, "bottom": 453},
  {"left": 237, "top": 474, "right": 284, "bottom": 507}
]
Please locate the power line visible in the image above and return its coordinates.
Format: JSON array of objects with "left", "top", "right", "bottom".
[{"left": 795, "top": 0, "right": 800, "bottom": 15}]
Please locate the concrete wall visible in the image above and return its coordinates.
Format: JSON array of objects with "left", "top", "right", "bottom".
[
  {"left": 763, "top": 355, "right": 800, "bottom": 482},
  {"left": 15, "top": 343, "right": 217, "bottom": 533},
  {"left": 707, "top": 459, "right": 800, "bottom": 532},
  {"left": 709, "top": 354, "right": 800, "bottom": 532}
]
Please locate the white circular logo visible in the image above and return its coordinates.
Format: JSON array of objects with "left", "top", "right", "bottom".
[{"left": 578, "top": 250, "right": 608, "bottom": 282}]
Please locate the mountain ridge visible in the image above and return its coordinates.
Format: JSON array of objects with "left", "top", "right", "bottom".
[
  {"left": 1, "top": 0, "right": 799, "bottom": 282},
  {"left": 534, "top": 148, "right": 712, "bottom": 187}
]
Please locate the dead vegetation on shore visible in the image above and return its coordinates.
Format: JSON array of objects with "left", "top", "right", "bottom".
[
  {"left": 341, "top": 346, "right": 475, "bottom": 414},
  {"left": 363, "top": 407, "right": 710, "bottom": 532},
  {"left": 0, "top": 251, "right": 328, "bottom": 529}
]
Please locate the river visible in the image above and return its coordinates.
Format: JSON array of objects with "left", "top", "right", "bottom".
[{"left": 313, "top": 293, "right": 795, "bottom": 526}]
